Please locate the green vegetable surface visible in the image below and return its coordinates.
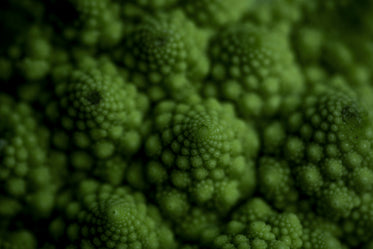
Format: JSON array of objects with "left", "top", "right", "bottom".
[{"left": 1, "top": 0, "right": 373, "bottom": 248}]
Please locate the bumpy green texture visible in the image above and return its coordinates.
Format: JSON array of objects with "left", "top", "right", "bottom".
[
  {"left": 303, "top": 0, "right": 373, "bottom": 35},
  {"left": 181, "top": 0, "right": 252, "bottom": 27},
  {"left": 342, "top": 193, "right": 373, "bottom": 246},
  {"left": 51, "top": 0, "right": 123, "bottom": 47},
  {"left": 260, "top": 88, "right": 373, "bottom": 220},
  {"left": 293, "top": 0, "right": 373, "bottom": 95},
  {"left": 127, "top": 0, "right": 177, "bottom": 9},
  {"left": 243, "top": 0, "right": 303, "bottom": 27},
  {"left": 145, "top": 99, "right": 258, "bottom": 215},
  {"left": 258, "top": 157, "right": 298, "bottom": 210},
  {"left": 293, "top": 27, "right": 371, "bottom": 91},
  {"left": 44, "top": 64, "right": 148, "bottom": 185},
  {"left": 212, "top": 198, "right": 303, "bottom": 249},
  {"left": 172, "top": 207, "right": 220, "bottom": 243},
  {"left": 46, "top": 66, "right": 147, "bottom": 158},
  {"left": 122, "top": 11, "right": 209, "bottom": 101},
  {"left": 0, "top": 230, "right": 37, "bottom": 249},
  {"left": 295, "top": 202, "right": 345, "bottom": 249},
  {"left": 51, "top": 180, "right": 176, "bottom": 249},
  {"left": 205, "top": 23, "right": 304, "bottom": 119},
  {"left": 0, "top": 25, "right": 53, "bottom": 82},
  {"left": 0, "top": 95, "right": 55, "bottom": 217},
  {"left": 2, "top": 0, "right": 373, "bottom": 249}
]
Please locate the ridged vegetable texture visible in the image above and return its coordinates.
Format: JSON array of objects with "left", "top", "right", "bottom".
[{"left": 1, "top": 0, "right": 373, "bottom": 248}]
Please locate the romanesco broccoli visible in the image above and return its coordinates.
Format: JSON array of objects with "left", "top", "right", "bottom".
[{"left": 1, "top": 0, "right": 373, "bottom": 248}]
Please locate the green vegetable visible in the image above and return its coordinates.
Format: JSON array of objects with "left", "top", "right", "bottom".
[
  {"left": 0, "top": 95, "right": 55, "bottom": 218},
  {"left": 121, "top": 10, "right": 209, "bottom": 101},
  {"left": 145, "top": 98, "right": 258, "bottom": 216},
  {"left": 50, "top": 180, "right": 176, "bottom": 249},
  {"left": 204, "top": 22, "right": 303, "bottom": 118},
  {"left": 0, "top": 0, "right": 373, "bottom": 248}
]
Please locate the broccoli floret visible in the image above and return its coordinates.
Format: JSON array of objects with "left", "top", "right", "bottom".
[
  {"left": 295, "top": 202, "right": 345, "bottom": 249},
  {"left": 342, "top": 193, "right": 373, "bottom": 246},
  {"left": 45, "top": 62, "right": 148, "bottom": 184},
  {"left": 258, "top": 157, "right": 298, "bottom": 210},
  {"left": 145, "top": 98, "right": 258, "bottom": 215},
  {"left": 121, "top": 10, "right": 209, "bottom": 101},
  {"left": 50, "top": 180, "right": 176, "bottom": 249},
  {"left": 1, "top": 1, "right": 373, "bottom": 249},
  {"left": 260, "top": 87, "right": 373, "bottom": 220},
  {"left": 0, "top": 25, "right": 53, "bottom": 84},
  {"left": 173, "top": 207, "right": 220, "bottom": 244},
  {"left": 48, "top": 68, "right": 146, "bottom": 153},
  {"left": 48, "top": 0, "right": 123, "bottom": 47},
  {"left": 214, "top": 198, "right": 303, "bottom": 249},
  {"left": 204, "top": 22, "right": 304, "bottom": 119},
  {"left": 0, "top": 94, "right": 55, "bottom": 217}
]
